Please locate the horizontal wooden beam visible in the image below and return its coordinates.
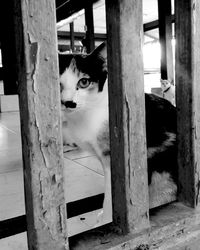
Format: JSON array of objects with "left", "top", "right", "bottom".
[
  {"left": 69, "top": 203, "right": 200, "bottom": 249},
  {"left": 57, "top": 30, "right": 106, "bottom": 41},
  {"left": 58, "top": 14, "right": 175, "bottom": 44},
  {"left": 0, "top": 193, "right": 104, "bottom": 238},
  {"left": 144, "top": 14, "right": 175, "bottom": 32},
  {"left": 0, "top": 216, "right": 26, "bottom": 239}
]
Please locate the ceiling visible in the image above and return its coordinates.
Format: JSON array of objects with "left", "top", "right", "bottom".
[{"left": 56, "top": 0, "right": 174, "bottom": 44}]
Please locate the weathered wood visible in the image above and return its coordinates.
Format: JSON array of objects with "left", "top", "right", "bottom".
[
  {"left": 84, "top": 3, "right": 95, "bottom": 53},
  {"left": 13, "top": 0, "right": 68, "bottom": 249},
  {"left": 158, "top": 0, "right": 174, "bottom": 82},
  {"left": 70, "top": 202, "right": 200, "bottom": 250},
  {"left": 175, "top": 0, "right": 200, "bottom": 207},
  {"left": 105, "top": 0, "right": 149, "bottom": 234}
]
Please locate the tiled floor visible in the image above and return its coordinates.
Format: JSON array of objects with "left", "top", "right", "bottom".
[{"left": 0, "top": 111, "right": 111, "bottom": 249}]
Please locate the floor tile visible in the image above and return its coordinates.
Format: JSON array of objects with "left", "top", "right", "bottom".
[
  {"left": 0, "top": 129, "right": 21, "bottom": 151},
  {"left": 64, "top": 158, "right": 104, "bottom": 202},
  {"left": 0, "top": 148, "right": 22, "bottom": 173},
  {"left": 0, "top": 170, "right": 25, "bottom": 220},
  {"left": 0, "top": 112, "right": 20, "bottom": 130},
  {"left": 0, "top": 233, "right": 28, "bottom": 250},
  {"left": 64, "top": 147, "right": 94, "bottom": 160},
  {"left": 0, "top": 156, "right": 104, "bottom": 221},
  {"left": 74, "top": 155, "right": 104, "bottom": 175},
  {"left": 0, "top": 110, "right": 111, "bottom": 239},
  {"left": 0, "top": 95, "right": 19, "bottom": 113}
]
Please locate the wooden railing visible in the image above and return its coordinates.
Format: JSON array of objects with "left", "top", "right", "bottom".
[{"left": 2, "top": 0, "right": 200, "bottom": 249}]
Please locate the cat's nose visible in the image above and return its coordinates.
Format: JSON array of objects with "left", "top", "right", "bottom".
[{"left": 62, "top": 100, "right": 77, "bottom": 109}]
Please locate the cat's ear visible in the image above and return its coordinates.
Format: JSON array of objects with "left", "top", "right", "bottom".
[
  {"left": 160, "top": 79, "right": 165, "bottom": 84},
  {"left": 69, "top": 57, "right": 76, "bottom": 71},
  {"left": 91, "top": 42, "right": 107, "bottom": 71},
  {"left": 89, "top": 42, "right": 108, "bottom": 91},
  {"left": 92, "top": 42, "right": 107, "bottom": 60},
  {"left": 160, "top": 79, "right": 167, "bottom": 87},
  {"left": 90, "top": 42, "right": 107, "bottom": 71}
]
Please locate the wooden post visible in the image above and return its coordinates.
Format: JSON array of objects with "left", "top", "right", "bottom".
[
  {"left": 69, "top": 22, "right": 75, "bottom": 52},
  {"left": 175, "top": 0, "right": 200, "bottom": 207},
  {"left": 158, "top": 0, "right": 174, "bottom": 82},
  {"left": 13, "top": 0, "right": 68, "bottom": 249},
  {"left": 84, "top": 3, "right": 95, "bottom": 53},
  {"left": 105, "top": 0, "right": 150, "bottom": 234}
]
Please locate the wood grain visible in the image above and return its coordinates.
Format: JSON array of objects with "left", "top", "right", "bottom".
[
  {"left": 105, "top": 0, "right": 149, "bottom": 234},
  {"left": 70, "top": 203, "right": 200, "bottom": 250},
  {"left": 13, "top": 0, "right": 68, "bottom": 249},
  {"left": 175, "top": 0, "right": 200, "bottom": 207}
]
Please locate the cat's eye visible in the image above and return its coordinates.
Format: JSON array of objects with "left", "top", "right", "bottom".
[{"left": 77, "top": 78, "right": 91, "bottom": 89}]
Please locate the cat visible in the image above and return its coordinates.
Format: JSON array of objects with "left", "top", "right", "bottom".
[
  {"left": 160, "top": 79, "right": 176, "bottom": 106},
  {"left": 59, "top": 42, "right": 177, "bottom": 225}
]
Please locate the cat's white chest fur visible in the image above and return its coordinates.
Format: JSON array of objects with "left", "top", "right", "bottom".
[
  {"left": 63, "top": 104, "right": 108, "bottom": 147},
  {"left": 62, "top": 90, "right": 108, "bottom": 151}
]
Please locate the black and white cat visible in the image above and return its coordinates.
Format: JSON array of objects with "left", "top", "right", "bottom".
[
  {"left": 161, "top": 79, "right": 176, "bottom": 106},
  {"left": 59, "top": 42, "right": 177, "bottom": 224}
]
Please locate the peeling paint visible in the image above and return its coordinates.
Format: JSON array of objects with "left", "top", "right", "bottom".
[
  {"left": 125, "top": 94, "right": 131, "bottom": 188},
  {"left": 114, "top": 126, "right": 118, "bottom": 138},
  {"left": 39, "top": 171, "right": 46, "bottom": 214},
  {"left": 27, "top": 32, "right": 39, "bottom": 94},
  {"left": 30, "top": 42, "right": 39, "bottom": 94},
  {"left": 35, "top": 118, "right": 49, "bottom": 168},
  {"left": 58, "top": 204, "right": 66, "bottom": 235},
  {"left": 194, "top": 125, "right": 197, "bottom": 140},
  {"left": 17, "top": 2, "right": 67, "bottom": 248},
  {"left": 51, "top": 174, "right": 56, "bottom": 185},
  {"left": 135, "top": 244, "right": 149, "bottom": 250},
  {"left": 195, "top": 164, "right": 200, "bottom": 205}
]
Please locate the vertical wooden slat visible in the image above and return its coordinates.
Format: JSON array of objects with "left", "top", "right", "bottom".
[
  {"left": 176, "top": 0, "right": 200, "bottom": 207},
  {"left": 158, "top": 0, "right": 174, "bottom": 82},
  {"left": 13, "top": 0, "right": 68, "bottom": 249},
  {"left": 85, "top": 3, "right": 95, "bottom": 53},
  {"left": 69, "top": 22, "right": 75, "bottom": 52},
  {"left": 105, "top": 0, "right": 149, "bottom": 234}
]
